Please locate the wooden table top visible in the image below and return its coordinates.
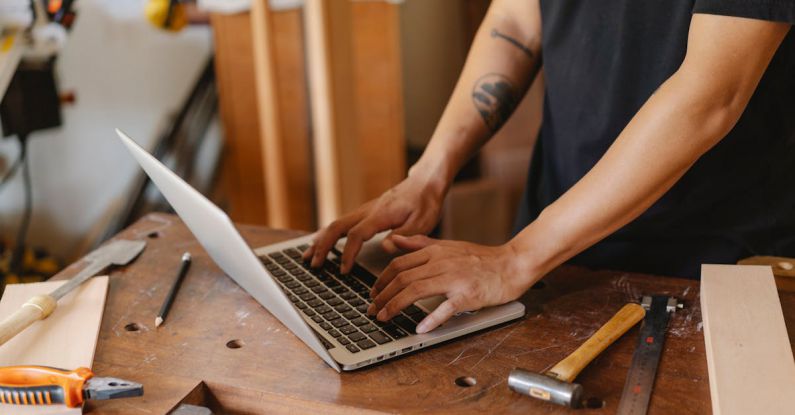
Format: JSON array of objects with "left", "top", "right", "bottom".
[{"left": 51, "top": 213, "right": 794, "bottom": 414}]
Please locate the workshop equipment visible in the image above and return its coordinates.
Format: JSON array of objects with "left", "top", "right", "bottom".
[
  {"left": 0, "top": 239, "right": 146, "bottom": 346},
  {"left": 616, "top": 296, "right": 681, "bottom": 415},
  {"left": 155, "top": 251, "right": 191, "bottom": 327},
  {"left": 509, "top": 302, "right": 645, "bottom": 408},
  {"left": 0, "top": 365, "right": 142, "bottom": 407}
]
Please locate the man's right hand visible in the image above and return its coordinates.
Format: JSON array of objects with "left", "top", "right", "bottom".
[{"left": 302, "top": 172, "right": 448, "bottom": 274}]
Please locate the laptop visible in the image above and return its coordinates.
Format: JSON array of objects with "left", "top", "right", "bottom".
[{"left": 116, "top": 128, "right": 525, "bottom": 371}]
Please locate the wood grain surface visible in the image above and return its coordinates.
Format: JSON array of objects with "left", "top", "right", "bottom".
[{"left": 49, "top": 213, "right": 795, "bottom": 414}]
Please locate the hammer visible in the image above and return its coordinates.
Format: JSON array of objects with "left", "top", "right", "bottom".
[{"left": 508, "top": 302, "right": 645, "bottom": 408}]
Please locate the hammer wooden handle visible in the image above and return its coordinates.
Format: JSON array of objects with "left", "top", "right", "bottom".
[
  {"left": 0, "top": 294, "right": 57, "bottom": 347},
  {"left": 547, "top": 303, "right": 645, "bottom": 383}
]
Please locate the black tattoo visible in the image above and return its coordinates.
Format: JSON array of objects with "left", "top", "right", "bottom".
[
  {"left": 491, "top": 29, "right": 534, "bottom": 60},
  {"left": 472, "top": 73, "right": 518, "bottom": 133}
]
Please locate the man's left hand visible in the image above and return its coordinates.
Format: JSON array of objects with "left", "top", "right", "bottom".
[{"left": 367, "top": 235, "right": 534, "bottom": 333}]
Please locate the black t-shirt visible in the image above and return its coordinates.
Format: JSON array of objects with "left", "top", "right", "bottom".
[{"left": 515, "top": 1, "right": 795, "bottom": 278}]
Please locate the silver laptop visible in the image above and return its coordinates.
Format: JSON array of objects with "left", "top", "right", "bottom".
[{"left": 117, "top": 128, "right": 525, "bottom": 371}]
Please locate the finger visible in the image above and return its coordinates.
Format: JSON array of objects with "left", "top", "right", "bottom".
[
  {"left": 370, "top": 249, "right": 431, "bottom": 298},
  {"left": 380, "top": 212, "right": 423, "bottom": 254},
  {"left": 390, "top": 234, "right": 437, "bottom": 252},
  {"left": 340, "top": 212, "right": 405, "bottom": 274},
  {"left": 376, "top": 278, "right": 448, "bottom": 323},
  {"left": 301, "top": 242, "right": 315, "bottom": 261},
  {"left": 310, "top": 213, "right": 364, "bottom": 268},
  {"left": 370, "top": 261, "right": 445, "bottom": 315},
  {"left": 416, "top": 298, "right": 459, "bottom": 333}
]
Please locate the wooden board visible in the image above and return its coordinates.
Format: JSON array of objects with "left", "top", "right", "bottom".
[
  {"left": 701, "top": 265, "right": 795, "bottom": 415},
  {"left": 0, "top": 277, "right": 109, "bottom": 415}
]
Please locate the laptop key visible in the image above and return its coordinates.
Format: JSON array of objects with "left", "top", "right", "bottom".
[
  {"left": 383, "top": 325, "right": 408, "bottom": 339},
  {"left": 324, "top": 279, "right": 341, "bottom": 288},
  {"left": 338, "top": 337, "right": 351, "bottom": 346},
  {"left": 316, "top": 305, "right": 332, "bottom": 314},
  {"left": 319, "top": 291, "right": 335, "bottom": 300},
  {"left": 307, "top": 298, "right": 323, "bottom": 308},
  {"left": 328, "top": 297, "right": 343, "bottom": 307},
  {"left": 333, "top": 286, "right": 349, "bottom": 294},
  {"left": 356, "top": 339, "right": 376, "bottom": 350},
  {"left": 298, "top": 244, "right": 310, "bottom": 252},
  {"left": 284, "top": 248, "right": 302, "bottom": 259},
  {"left": 348, "top": 298, "right": 364, "bottom": 306},
  {"left": 271, "top": 269, "right": 286, "bottom": 277},
  {"left": 296, "top": 273, "right": 312, "bottom": 282},
  {"left": 288, "top": 268, "right": 304, "bottom": 276},
  {"left": 351, "top": 317, "right": 369, "bottom": 326},
  {"left": 285, "top": 281, "right": 301, "bottom": 289},
  {"left": 304, "top": 280, "right": 319, "bottom": 287},
  {"left": 320, "top": 337, "right": 334, "bottom": 350},
  {"left": 346, "top": 344, "right": 360, "bottom": 353},
  {"left": 356, "top": 304, "right": 369, "bottom": 314},
  {"left": 287, "top": 294, "right": 299, "bottom": 303},
  {"left": 340, "top": 291, "right": 357, "bottom": 300},
  {"left": 311, "top": 286, "right": 328, "bottom": 294},
  {"left": 311, "top": 315, "right": 323, "bottom": 323},
  {"left": 339, "top": 324, "right": 357, "bottom": 335},
  {"left": 265, "top": 264, "right": 280, "bottom": 272},
  {"left": 276, "top": 257, "right": 291, "bottom": 265},
  {"left": 302, "top": 308, "right": 315, "bottom": 317},
  {"left": 296, "top": 302, "right": 307, "bottom": 309},
  {"left": 319, "top": 321, "right": 332, "bottom": 330},
  {"left": 300, "top": 293, "right": 315, "bottom": 301},
  {"left": 328, "top": 329, "right": 342, "bottom": 338},
  {"left": 393, "top": 315, "right": 417, "bottom": 333},
  {"left": 284, "top": 262, "right": 298, "bottom": 270},
  {"left": 293, "top": 287, "right": 308, "bottom": 295},
  {"left": 322, "top": 311, "right": 339, "bottom": 321},
  {"left": 342, "top": 310, "right": 359, "bottom": 320},
  {"left": 331, "top": 318, "right": 348, "bottom": 328},
  {"left": 360, "top": 324, "right": 378, "bottom": 333},
  {"left": 369, "top": 331, "right": 392, "bottom": 345},
  {"left": 335, "top": 304, "right": 352, "bottom": 313},
  {"left": 348, "top": 332, "right": 366, "bottom": 342}
]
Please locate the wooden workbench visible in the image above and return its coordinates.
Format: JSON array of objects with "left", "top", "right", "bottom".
[{"left": 51, "top": 214, "right": 794, "bottom": 414}]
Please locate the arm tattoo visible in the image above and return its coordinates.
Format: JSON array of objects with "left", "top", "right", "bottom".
[
  {"left": 491, "top": 29, "right": 534, "bottom": 60},
  {"left": 472, "top": 73, "right": 518, "bottom": 133}
]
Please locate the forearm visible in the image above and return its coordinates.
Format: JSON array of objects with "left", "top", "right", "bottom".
[{"left": 410, "top": 0, "right": 542, "bottom": 192}]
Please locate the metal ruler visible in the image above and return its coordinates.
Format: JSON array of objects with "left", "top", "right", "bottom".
[{"left": 616, "top": 296, "right": 681, "bottom": 415}]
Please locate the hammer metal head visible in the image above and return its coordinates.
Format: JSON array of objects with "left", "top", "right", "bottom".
[
  {"left": 86, "top": 239, "right": 147, "bottom": 265},
  {"left": 508, "top": 368, "right": 583, "bottom": 408}
]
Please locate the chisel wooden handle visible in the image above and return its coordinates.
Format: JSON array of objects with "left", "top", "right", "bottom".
[
  {"left": 0, "top": 295, "right": 57, "bottom": 347},
  {"left": 546, "top": 303, "right": 646, "bottom": 383}
]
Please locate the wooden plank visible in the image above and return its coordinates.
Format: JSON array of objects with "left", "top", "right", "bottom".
[
  {"left": 700, "top": 264, "right": 795, "bottom": 415},
  {"left": 350, "top": 1, "right": 406, "bottom": 200},
  {"left": 304, "top": 0, "right": 363, "bottom": 226},
  {"left": 0, "top": 277, "right": 109, "bottom": 415},
  {"left": 210, "top": 12, "right": 268, "bottom": 226},
  {"left": 270, "top": 8, "right": 315, "bottom": 231},
  {"left": 251, "top": 0, "right": 292, "bottom": 228}
]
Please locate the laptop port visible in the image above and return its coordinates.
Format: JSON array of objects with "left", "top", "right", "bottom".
[
  {"left": 402, "top": 347, "right": 412, "bottom": 353},
  {"left": 389, "top": 351, "right": 397, "bottom": 357}
]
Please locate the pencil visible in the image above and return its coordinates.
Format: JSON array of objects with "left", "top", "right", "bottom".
[{"left": 155, "top": 252, "right": 191, "bottom": 328}]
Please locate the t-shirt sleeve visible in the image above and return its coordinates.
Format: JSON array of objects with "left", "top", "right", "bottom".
[{"left": 693, "top": 0, "right": 795, "bottom": 24}]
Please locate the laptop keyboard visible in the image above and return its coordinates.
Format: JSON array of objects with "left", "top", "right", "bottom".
[{"left": 259, "top": 245, "right": 429, "bottom": 354}]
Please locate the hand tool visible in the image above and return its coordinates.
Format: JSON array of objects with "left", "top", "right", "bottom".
[
  {"left": 0, "top": 239, "right": 146, "bottom": 347},
  {"left": 155, "top": 252, "right": 191, "bottom": 328},
  {"left": 509, "top": 302, "right": 646, "bottom": 408},
  {"left": 616, "top": 296, "right": 681, "bottom": 415},
  {"left": 0, "top": 365, "right": 142, "bottom": 407}
]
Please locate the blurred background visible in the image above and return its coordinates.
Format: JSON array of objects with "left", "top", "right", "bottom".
[{"left": 0, "top": 0, "right": 542, "bottom": 291}]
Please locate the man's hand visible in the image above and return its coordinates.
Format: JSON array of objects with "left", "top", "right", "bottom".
[
  {"left": 302, "top": 173, "right": 446, "bottom": 274},
  {"left": 368, "top": 235, "right": 533, "bottom": 333}
]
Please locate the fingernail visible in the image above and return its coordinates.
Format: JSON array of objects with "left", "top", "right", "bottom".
[
  {"left": 377, "top": 309, "right": 387, "bottom": 321},
  {"left": 369, "top": 288, "right": 378, "bottom": 298},
  {"left": 416, "top": 321, "right": 429, "bottom": 334},
  {"left": 367, "top": 304, "right": 376, "bottom": 315}
]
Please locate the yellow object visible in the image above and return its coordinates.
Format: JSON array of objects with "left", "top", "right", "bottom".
[{"left": 145, "top": 0, "right": 188, "bottom": 32}]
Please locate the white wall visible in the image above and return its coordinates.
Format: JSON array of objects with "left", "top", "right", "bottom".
[{"left": 0, "top": 0, "right": 211, "bottom": 261}]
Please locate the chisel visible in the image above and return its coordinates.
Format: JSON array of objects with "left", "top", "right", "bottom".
[{"left": 0, "top": 239, "right": 146, "bottom": 347}]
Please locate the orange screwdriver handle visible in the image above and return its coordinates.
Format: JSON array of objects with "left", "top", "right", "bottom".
[{"left": 0, "top": 366, "right": 92, "bottom": 407}]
